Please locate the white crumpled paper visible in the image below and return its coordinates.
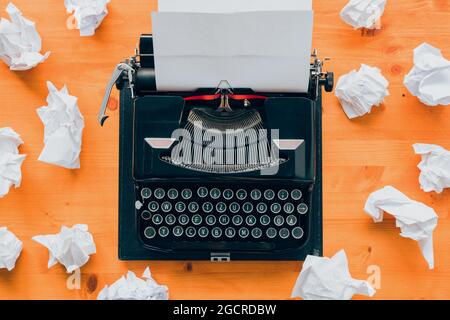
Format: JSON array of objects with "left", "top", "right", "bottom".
[
  {"left": 364, "top": 186, "right": 438, "bottom": 269},
  {"left": 32, "top": 224, "right": 96, "bottom": 273},
  {"left": 37, "top": 81, "right": 84, "bottom": 169},
  {"left": 335, "top": 64, "right": 389, "bottom": 119},
  {"left": 97, "top": 267, "right": 169, "bottom": 300},
  {"left": 0, "top": 127, "right": 26, "bottom": 198},
  {"left": 0, "top": 3, "right": 50, "bottom": 70},
  {"left": 291, "top": 250, "right": 375, "bottom": 300},
  {"left": 404, "top": 43, "right": 450, "bottom": 106},
  {"left": 65, "top": 0, "right": 110, "bottom": 36},
  {"left": 413, "top": 143, "right": 450, "bottom": 193},
  {"left": 340, "top": 0, "right": 387, "bottom": 29},
  {"left": 0, "top": 227, "right": 23, "bottom": 271}
]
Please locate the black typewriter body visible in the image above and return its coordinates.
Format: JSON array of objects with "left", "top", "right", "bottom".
[{"left": 100, "top": 35, "right": 333, "bottom": 261}]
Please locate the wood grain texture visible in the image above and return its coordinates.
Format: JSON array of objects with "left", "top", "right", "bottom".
[{"left": 0, "top": 0, "right": 449, "bottom": 300}]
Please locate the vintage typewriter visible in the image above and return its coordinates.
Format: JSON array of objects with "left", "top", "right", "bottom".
[{"left": 99, "top": 33, "right": 333, "bottom": 261}]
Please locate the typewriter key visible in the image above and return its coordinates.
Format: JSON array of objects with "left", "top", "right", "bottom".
[
  {"left": 175, "top": 202, "right": 186, "bottom": 213},
  {"left": 260, "top": 215, "right": 270, "bottom": 226},
  {"left": 256, "top": 203, "right": 267, "bottom": 214},
  {"left": 291, "top": 189, "right": 302, "bottom": 201},
  {"left": 230, "top": 202, "right": 240, "bottom": 214},
  {"left": 264, "top": 189, "right": 275, "bottom": 201},
  {"left": 165, "top": 214, "right": 176, "bottom": 225},
  {"left": 245, "top": 215, "right": 257, "bottom": 226},
  {"left": 154, "top": 188, "right": 165, "bottom": 199},
  {"left": 206, "top": 215, "right": 216, "bottom": 226},
  {"left": 141, "top": 188, "right": 151, "bottom": 199},
  {"left": 223, "top": 189, "right": 234, "bottom": 200},
  {"left": 216, "top": 202, "right": 227, "bottom": 213},
  {"left": 161, "top": 201, "right": 172, "bottom": 213},
  {"left": 232, "top": 215, "right": 243, "bottom": 226},
  {"left": 219, "top": 215, "right": 230, "bottom": 225},
  {"left": 292, "top": 227, "right": 304, "bottom": 239},
  {"left": 148, "top": 201, "right": 159, "bottom": 213},
  {"left": 297, "top": 203, "right": 308, "bottom": 215},
  {"left": 198, "top": 227, "right": 209, "bottom": 238},
  {"left": 186, "top": 227, "right": 196, "bottom": 238},
  {"left": 251, "top": 228, "right": 262, "bottom": 239},
  {"left": 250, "top": 189, "right": 261, "bottom": 201},
  {"left": 242, "top": 202, "right": 253, "bottom": 214},
  {"left": 239, "top": 227, "right": 249, "bottom": 238},
  {"left": 212, "top": 227, "right": 222, "bottom": 238},
  {"left": 167, "top": 188, "right": 178, "bottom": 200},
  {"left": 236, "top": 189, "right": 247, "bottom": 200},
  {"left": 144, "top": 227, "right": 156, "bottom": 239},
  {"left": 271, "top": 203, "right": 282, "bottom": 214},
  {"left": 192, "top": 214, "right": 203, "bottom": 226},
  {"left": 274, "top": 215, "right": 285, "bottom": 227},
  {"left": 173, "top": 226, "right": 184, "bottom": 237},
  {"left": 202, "top": 202, "right": 213, "bottom": 213},
  {"left": 279, "top": 228, "right": 290, "bottom": 239},
  {"left": 181, "top": 188, "right": 192, "bottom": 200},
  {"left": 141, "top": 210, "right": 151, "bottom": 220},
  {"left": 278, "top": 189, "right": 289, "bottom": 201},
  {"left": 286, "top": 215, "right": 298, "bottom": 226},
  {"left": 188, "top": 202, "right": 199, "bottom": 213},
  {"left": 225, "top": 227, "right": 236, "bottom": 238},
  {"left": 179, "top": 214, "right": 189, "bottom": 225},
  {"left": 284, "top": 203, "right": 295, "bottom": 214},
  {"left": 266, "top": 227, "right": 277, "bottom": 239},
  {"left": 197, "top": 187, "right": 208, "bottom": 198},
  {"left": 210, "top": 188, "right": 221, "bottom": 199},
  {"left": 159, "top": 226, "right": 170, "bottom": 238},
  {"left": 152, "top": 214, "right": 163, "bottom": 225}
]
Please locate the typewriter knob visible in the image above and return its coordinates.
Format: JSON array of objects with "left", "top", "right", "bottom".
[{"left": 324, "top": 72, "right": 334, "bottom": 92}]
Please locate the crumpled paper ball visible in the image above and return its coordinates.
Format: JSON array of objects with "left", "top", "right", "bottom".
[
  {"left": 64, "top": 0, "right": 110, "bottom": 36},
  {"left": 0, "top": 227, "right": 23, "bottom": 271},
  {"left": 0, "top": 127, "right": 26, "bottom": 198},
  {"left": 340, "top": 0, "right": 387, "bottom": 29},
  {"left": 413, "top": 143, "right": 450, "bottom": 193},
  {"left": 335, "top": 64, "right": 389, "bottom": 119}
]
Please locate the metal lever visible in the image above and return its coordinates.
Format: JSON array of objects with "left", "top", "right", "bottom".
[{"left": 98, "top": 63, "right": 135, "bottom": 126}]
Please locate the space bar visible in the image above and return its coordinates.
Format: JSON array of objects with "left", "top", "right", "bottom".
[{"left": 171, "top": 241, "right": 275, "bottom": 251}]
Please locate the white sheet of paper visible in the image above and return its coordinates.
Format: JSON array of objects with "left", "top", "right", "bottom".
[
  {"left": 158, "top": 0, "right": 312, "bottom": 12},
  {"left": 364, "top": 186, "right": 438, "bottom": 269},
  {"left": 413, "top": 143, "right": 450, "bottom": 193},
  {"left": 335, "top": 64, "right": 389, "bottom": 119},
  {"left": 97, "top": 267, "right": 169, "bottom": 300},
  {"left": 152, "top": 9, "right": 313, "bottom": 92},
  {"left": 64, "top": 0, "right": 110, "bottom": 36},
  {"left": 32, "top": 224, "right": 96, "bottom": 273},
  {"left": 340, "top": 0, "right": 387, "bottom": 29},
  {"left": 0, "top": 227, "right": 22, "bottom": 271},
  {"left": 404, "top": 43, "right": 450, "bottom": 106},
  {"left": 291, "top": 250, "right": 375, "bottom": 300},
  {"left": 0, "top": 127, "right": 26, "bottom": 198},
  {"left": 0, "top": 3, "right": 50, "bottom": 70},
  {"left": 36, "top": 81, "right": 84, "bottom": 169}
]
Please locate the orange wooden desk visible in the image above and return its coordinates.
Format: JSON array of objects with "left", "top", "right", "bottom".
[{"left": 0, "top": 0, "right": 449, "bottom": 300}]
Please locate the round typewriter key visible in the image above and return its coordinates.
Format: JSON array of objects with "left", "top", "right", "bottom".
[
  {"left": 141, "top": 188, "right": 152, "bottom": 199},
  {"left": 211, "top": 227, "right": 222, "bottom": 238},
  {"left": 165, "top": 214, "right": 176, "bottom": 225},
  {"left": 144, "top": 227, "right": 156, "bottom": 239},
  {"left": 216, "top": 202, "right": 227, "bottom": 213},
  {"left": 279, "top": 228, "right": 290, "bottom": 239},
  {"left": 292, "top": 227, "right": 304, "bottom": 239},
  {"left": 246, "top": 215, "right": 257, "bottom": 227},
  {"left": 206, "top": 215, "right": 216, "bottom": 226},
  {"left": 135, "top": 200, "right": 143, "bottom": 210},
  {"left": 225, "top": 227, "right": 236, "bottom": 238},
  {"left": 229, "top": 202, "right": 240, "bottom": 214},
  {"left": 260, "top": 215, "right": 270, "bottom": 226},
  {"left": 256, "top": 203, "right": 267, "bottom": 214},
  {"left": 251, "top": 228, "right": 262, "bottom": 239},
  {"left": 161, "top": 201, "right": 172, "bottom": 213},
  {"left": 291, "top": 189, "right": 302, "bottom": 201},
  {"left": 197, "top": 187, "right": 208, "bottom": 198},
  {"left": 266, "top": 227, "right": 277, "bottom": 239},
  {"left": 154, "top": 188, "right": 165, "bottom": 199},
  {"left": 173, "top": 226, "right": 184, "bottom": 237},
  {"left": 232, "top": 215, "right": 243, "bottom": 226},
  {"left": 238, "top": 227, "right": 249, "bottom": 238},
  {"left": 186, "top": 227, "right": 196, "bottom": 238},
  {"left": 178, "top": 214, "right": 189, "bottom": 225},
  {"left": 270, "top": 203, "right": 282, "bottom": 214},
  {"left": 141, "top": 210, "right": 151, "bottom": 220},
  {"left": 148, "top": 201, "right": 159, "bottom": 213},
  {"left": 250, "top": 189, "right": 261, "bottom": 201},
  {"left": 236, "top": 189, "right": 247, "bottom": 200},
  {"left": 159, "top": 226, "right": 170, "bottom": 238},
  {"left": 278, "top": 189, "right": 289, "bottom": 201},
  {"left": 219, "top": 215, "right": 230, "bottom": 225},
  {"left": 152, "top": 214, "right": 163, "bottom": 225},
  {"left": 167, "top": 188, "right": 178, "bottom": 200},
  {"left": 202, "top": 202, "right": 213, "bottom": 213},
  {"left": 188, "top": 202, "right": 199, "bottom": 213},
  {"left": 242, "top": 202, "right": 253, "bottom": 214},
  {"left": 198, "top": 227, "right": 209, "bottom": 238},
  {"left": 175, "top": 202, "right": 186, "bottom": 213},
  {"left": 286, "top": 215, "right": 298, "bottom": 226},
  {"left": 181, "top": 188, "right": 192, "bottom": 200},
  {"left": 284, "top": 203, "right": 295, "bottom": 214},
  {"left": 223, "top": 189, "right": 234, "bottom": 200},
  {"left": 192, "top": 214, "right": 203, "bottom": 226},
  {"left": 297, "top": 203, "right": 308, "bottom": 215},
  {"left": 210, "top": 188, "right": 221, "bottom": 199},
  {"left": 274, "top": 215, "right": 285, "bottom": 227},
  {"left": 264, "top": 189, "right": 275, "bottom": 201}
]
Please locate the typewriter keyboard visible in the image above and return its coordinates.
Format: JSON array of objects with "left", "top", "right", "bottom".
[{"left": 135, "top": 183, "right": 311, "bottom": 251}]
